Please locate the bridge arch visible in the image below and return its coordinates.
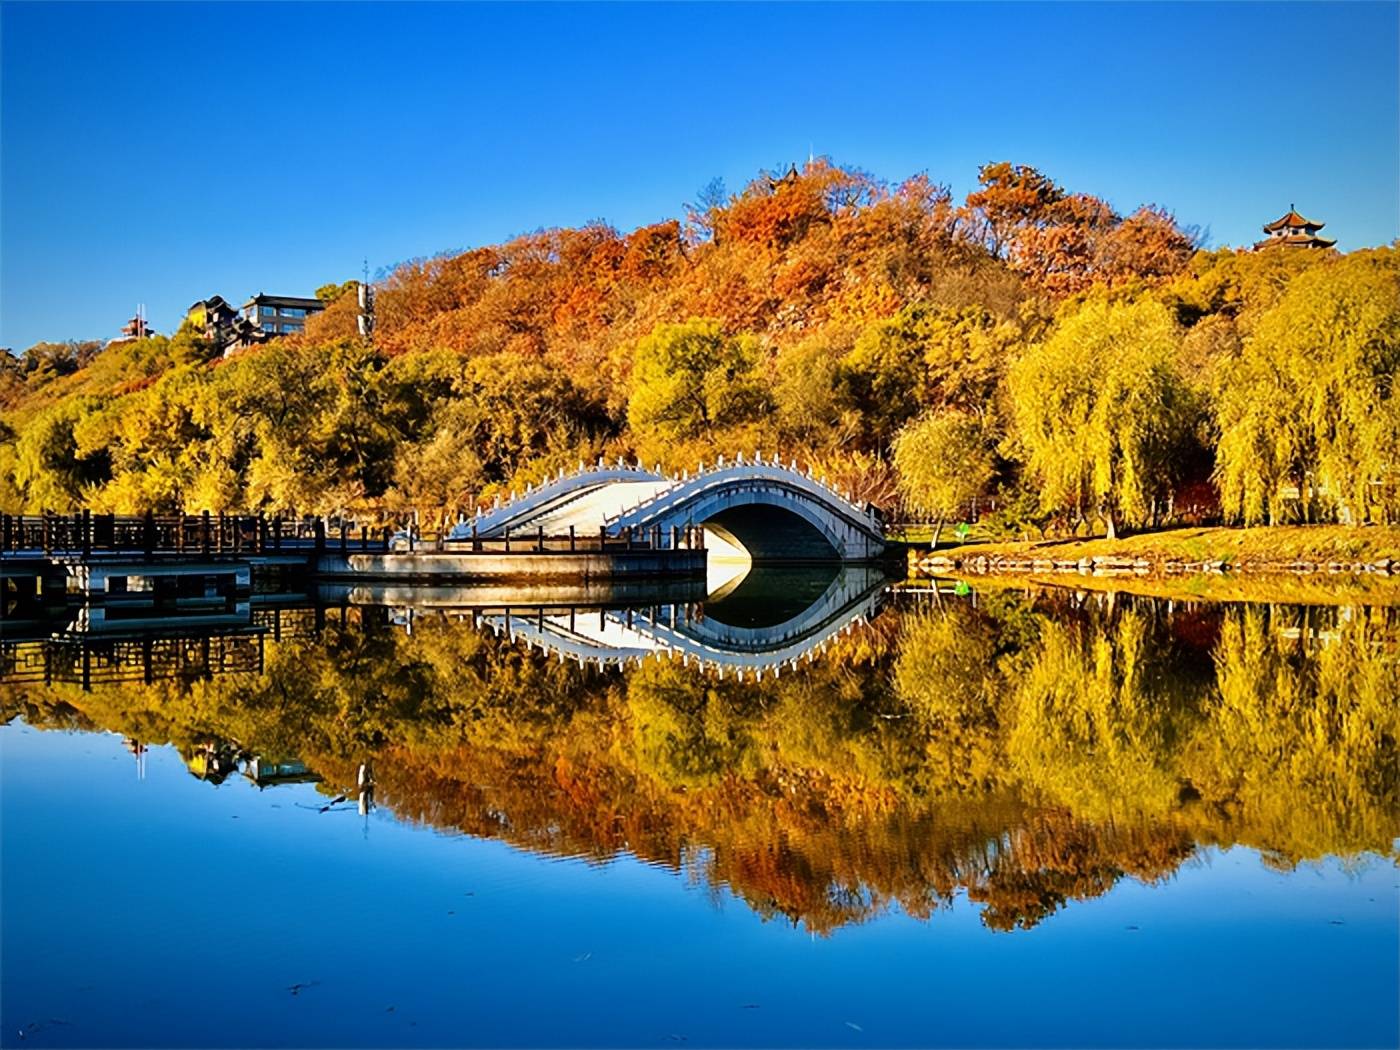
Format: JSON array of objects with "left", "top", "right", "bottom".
[
  {"left": 654, "top": 487, "right": 848, "bottom": 562},
  {"left": 460, "top": 458, "right": 887, "bottom": 563},
  {"left": 608, "top": 466, "right": 886, "bottom": 563}
]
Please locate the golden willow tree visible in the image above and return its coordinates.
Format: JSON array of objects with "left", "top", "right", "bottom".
[
  {"left": 892, "top": 409, "right": 997, "bottom": 546},
  {"left": 1215, "top": 247, "right": 1400, "bottom": 525},
  {"left": 1008, "top": 297, "right": 1196, "bottom": 537}
]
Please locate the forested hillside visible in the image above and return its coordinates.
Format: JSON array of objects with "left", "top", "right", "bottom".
[{"left": 3, "top": 160, "right": 1396, "bottom": 534}]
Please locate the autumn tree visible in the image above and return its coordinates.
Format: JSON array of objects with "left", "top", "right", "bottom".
[
  {"left": 9, "top": 396, "right": 111, "bottom": 509},
  {"left": 892, "top": 409, "right": 998, "bottom": 545},
  {"left": 1215, "top": 247, "right": 1400, "bottom": 524},
  {"left": 1009, "top": 296, "right": 1193, "bottom": 537},
  {"left": 961, "top": 162, "right": 1065, "bottom": 258},
  {"left": 627, "top": 319, "right": 771, "bottom": 448}
]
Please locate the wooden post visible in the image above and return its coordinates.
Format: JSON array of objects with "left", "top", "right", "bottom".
[
  {"left": 81, "top": 510, "right": 92, "bottom": 558},
  {"left": 537, "top": 525, "right": 544, "bottom": 552},
  {"left": 42, "top": 514, "right": 51, "bottom": 557},
  {"left": 599, "top": 525, "right": 606, "bottom": 551},
  {"left": 569, "top": 525, "right": 576, "bottom": 552},
  {"left": 625, "top": 526, "right": 632, "bottom": 550},
  {"left": 504, "top": 527, "right": 511, "bottom": 553},
  {"left": 313, "top": 517, "right": 325, "bottom": 554},
  {"left": 1, "top": 514, "right": 9, "bottom": 554},
  {"left": 202, "top": 511, "right": 212, "bottom": 554},
  {"left": 144, "top": 510, "right": 155, "bottom": 555},
  {"left": 340, "top": 520, "right": 348, "bottom": 554},
  {"left": 472, "top": 523, "right": 479, "bottom": 552}
]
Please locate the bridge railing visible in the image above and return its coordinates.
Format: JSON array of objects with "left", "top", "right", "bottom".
[
  {"left": 0, "top": 512, "right": 392, "bottom": 559},
  {"left": 464, "top": 456, "right": 889, "bottom": 542},
  {"left": 0, "top": 512, "right": 712, "bottom": 561},
  {"left": 465, "top": 464, "right": 665, "bottom": 536},
  {"left": 600, "top": 459, "right": 885, "bottom": 538},
  {"left": 411, "top": 523, "right": 706, "bottom": 554}
]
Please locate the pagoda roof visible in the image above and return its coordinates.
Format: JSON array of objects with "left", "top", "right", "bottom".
[
  {"left": 1253, "top": 231, "right": 1337, "bottom": 249},
  {"left": 1263, "top": 206, "right": 1324, "bottom": 233}
]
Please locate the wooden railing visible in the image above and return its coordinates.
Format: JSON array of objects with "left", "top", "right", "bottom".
[
  {"left": 0, "top": 512, "right": 387, "bottom": 558},
  {"left": 0, "top": 513, "right": 707, "bottom": 559}
]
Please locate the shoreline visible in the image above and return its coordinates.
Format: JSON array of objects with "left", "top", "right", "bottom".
[{"left": 910, "top": 525, "right": 1400, "bottom": 580}]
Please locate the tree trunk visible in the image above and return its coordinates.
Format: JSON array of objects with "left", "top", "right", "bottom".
[
  {"left": 1104, "top": 506, "right": 1118, "bottom": 541},
  {"left": 930, "top": 515, "right": 945, "bottom": 551}
]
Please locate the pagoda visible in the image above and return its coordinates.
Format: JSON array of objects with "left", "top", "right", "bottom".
[{"left": 1254, "top": 205, "right": 1336, "bottom": 250}]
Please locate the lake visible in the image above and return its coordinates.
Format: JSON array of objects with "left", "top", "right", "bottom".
[{"left": 2, "top": 568, "right": 1397, "bottom": 1048}]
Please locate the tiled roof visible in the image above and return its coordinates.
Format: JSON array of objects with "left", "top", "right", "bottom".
[
  {"left": 1263, "top": 208, "right": 1324, "bottom": 233},
  {"left": 1253, "top": 232, "right": 1337, "bottom": 249}
]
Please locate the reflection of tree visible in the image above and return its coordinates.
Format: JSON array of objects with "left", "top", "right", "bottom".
[
  {"left": 1007, "top": 609, "right": 1201, "bottom": 820},
  {"left": 970, "top": 812, "right": 1196, "bottom": 931},
  {"left": 4, "top": 596, "right": 1396, "bottom": 935},
  {"left": 1192, "top": 606, "right": 1400, "bottom": 863}
]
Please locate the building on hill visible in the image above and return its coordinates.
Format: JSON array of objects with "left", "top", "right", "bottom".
[
  {"left": 108, "top": 307, "right": 156, "bottom": 345},
  {"left": 187, "top": 295, "right": 256, "bottom": 354},
  {"left": 240, "top": 293, "right": 323, "bottom": 339},
  {"left": 1254, "top": 206, "right": 1337, "bottom": 250},
  {"left": 119, "top": 312, "right": 154, "bottom": 340},
  {"left": 187, "top": 292, "right": 325, "bottom": 356}
]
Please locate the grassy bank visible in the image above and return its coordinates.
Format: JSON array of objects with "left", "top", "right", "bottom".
[
  {"left": 920, "top": 525, "right": 1400, "bottom": 570},
  {"left": 906, "top": 569, "right": 1400, "bottom": 607}
]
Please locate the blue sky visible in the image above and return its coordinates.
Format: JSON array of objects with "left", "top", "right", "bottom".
[{"left": 2, "top": 1, "right": 1397, "bottom": 350}]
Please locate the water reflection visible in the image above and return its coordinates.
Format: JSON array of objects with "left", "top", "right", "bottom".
[{"left": 3, "top": 571, "right": 1398, "bottom": 938}]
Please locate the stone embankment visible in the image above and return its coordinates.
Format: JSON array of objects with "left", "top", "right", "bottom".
[{"left": 916, "top": 552, "right": 1395, "bottom": 578}]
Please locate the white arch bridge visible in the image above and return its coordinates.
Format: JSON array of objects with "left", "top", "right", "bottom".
[
  {"left": 449, "top": 456, "right": 888, "bottom": 563},
  {"left": 476, "top": 566, "right": 889, "bottom": 678}
]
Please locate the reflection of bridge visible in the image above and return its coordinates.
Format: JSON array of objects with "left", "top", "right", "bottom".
[
  {"left": 475, "top": 566, "right": 889, "bottom": 676},
  {"left": 455, "top": 457, "right": 888, "bottom": 563},
  {"left": 0, "top": 567, "right": 893, "bottom": 689}
]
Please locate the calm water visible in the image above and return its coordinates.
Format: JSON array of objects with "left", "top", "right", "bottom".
[{"left": 2, "top": 569, "right": 1397, "bottom": 1048}]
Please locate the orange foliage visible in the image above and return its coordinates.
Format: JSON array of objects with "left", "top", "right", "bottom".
[{"left": 362, "top": 159, "right": 1195, "bottom": 408}]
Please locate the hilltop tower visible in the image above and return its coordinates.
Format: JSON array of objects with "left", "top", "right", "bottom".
[{"left": 1254, "top": 205, "right": 1336, "bottom": 250}]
